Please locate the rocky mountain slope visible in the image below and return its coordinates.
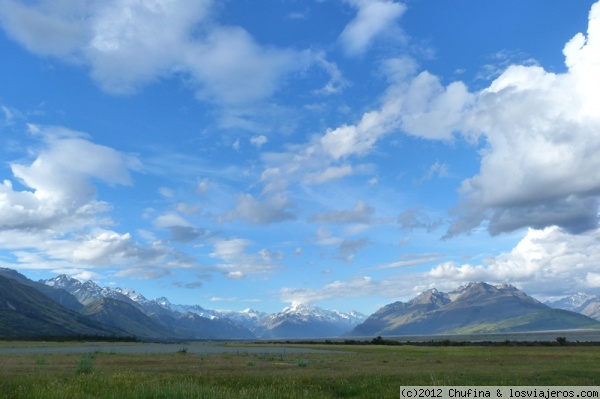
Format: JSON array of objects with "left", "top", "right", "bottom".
[
  {"left": 40, "top": 274, "right": 365, "bottom": 339},
  {"left": 350, "top": 282, "right": 600, "bottom": 336},
  {"left": 0, "top": 275, "right": 118, "bottom": 338},
  {"left": 546, "top": 293, "right": 600, "bottom": 321},
  {"left": 4, "top": 267, "right": 597, "bottom": 340},
  {"left": 41, "top": 275, "right": 256, "bottom": 340}
]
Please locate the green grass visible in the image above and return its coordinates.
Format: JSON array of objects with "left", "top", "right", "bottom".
[
  {"left": 454, "top": 309, "right": 600, "bottom": 333},
  {"left": 1, "top": 344, "right": 600, "bottom": 398}
]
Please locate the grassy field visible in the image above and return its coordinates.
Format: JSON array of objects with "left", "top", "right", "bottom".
[{"left": 1, "top": 342, "right": 600, "bottom": 398}]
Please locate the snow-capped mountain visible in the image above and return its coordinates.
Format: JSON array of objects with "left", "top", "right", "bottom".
[
  {"left": 40, "top": 274, "right": 367, "bottom": 338},
  {"left": 40, "top": 273, "right": 366, "bottom": 338},
  {"left": 40, "top": 275, "right": 256, "bottom": 339},
  {"left": 350, "top": 282, "right": 598, "bottom": 336},
  {"left": 546, "top": 293, "right": 597, "bottom": 311},
  {"left": 155, "top": 297, "right": 217, "bottom": 319},
  {"left": 546, "top": 293, "right": 600, "bottom": 321},
  {"left": 41, "top": 275, "right": 137, "bottom": 306},
  {"left": 154, "top": 298, "right": 269, "bottom": 329},
  {"left": 112, "top": 287, "right": 151, "bottom": 305},
  {"left": 254, "top": 302, "right": 367, "bottom": 339},
  {"left": 212, "top": 308, "right": 270, "bottom": 330}
]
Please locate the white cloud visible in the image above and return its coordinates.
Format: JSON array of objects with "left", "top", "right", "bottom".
[
  {"left": 312, "top": 53, "right": 349, "bottom": 95},
  {"left": 257, "top": 2, "right": 600, "bottom": 241},
  {"left": 0, "top": 226, "right": 182, "bottom": 271},
  {"left": 258, "top": 56, "right": 472, "bottom": 195},
  {"left": 154, "top": 212, "right": 192, "bottom": 229},
  {"left": 337, "top": 237, "right": 369, "bottom": 262},
  {"left": 311, "top": 227, "right": 369, "bottom": 262},
  {"left": 448, "top": 3, "right": 600, "bottom": 236},
  {"left": 226, "top": 193, "right": 296, "bottom": 225},
  {"left": 250, "top": 135, "right": 268, "bottom": 148},
  {"left": 0, "top": 0, "right": 87, "bottom": 57},
  {"left": 183, "top": 26, "right": 306, "bottom": 106},
  {"left": 209, "top": 237, "right": 282, "bottom": 278},
  {"left": 320, "top": 111, "right": 393, "bottom": 160},
  {"left": 86, "top": 0, "right": 212, "bottom": 94},
  {"left": 115, "top": 267, "right": 172, "bottom": 280},
  {"left": 158, "top": 187, "right": 175, "bottom": 198},
  {"left": 391, "top": 72, "right": 473, "bottom": 140},
  {"left": 427, "top": 226, "right": 600, "bottom": 298},
  {"left": 398, "top": 207, "right": 443, "bottom": 232},
  {"left": 311, "top": 200, "right": 374, "bottom": 224},
  {"left": 196, "top": 178, "right": 210, "bottom": 195},
  {"left": 281, "top": 276, "right": 378, "bottom": 304},
  {"left": 280, "top": 274, "right": 424, "bottom": 305},
  {"left": 280, "top": 226, "right": 600, "bottom": 305},
  {"left": 0, "top": 0, "right": 312, "bottom": 108},
  {"left": 0, "top": 124, "right": 200, "bottom": 275},
  {"left": 339, "top": 0, "right": 406, "bottom": 56},
  {"left": 303, "top": 164, "right": 353, "bottom": 185},
  {"left": 417, "top": 161, "right": 450, "bottom": 183},
  {"left": 0, "top": 126, "right": 136, "bottom": 232},
  {"left": 313, "top": 228, "right": 343, "bottom": 246}
]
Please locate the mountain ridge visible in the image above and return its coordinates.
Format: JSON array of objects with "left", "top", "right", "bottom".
[
  {"left": 2, "top": 267, "right": 599, "bottom": 340},
  {"left": 40, "top": 273, "right": 367, "bottom": 338},
  {"left": 0, "top": 275, "right": 120, "bottom": 338},
  {"left": 350, "top": 282, "right": 600, "bottom": 336}
]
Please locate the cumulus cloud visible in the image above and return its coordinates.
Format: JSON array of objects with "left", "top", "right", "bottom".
[
  {"left": 87, "top": 0, "right": 212, "bottom": 94},
  {"left": 0, "top": 0, "right": 88, "bottom": 56},
  {"left": 258, "top": 56, "right": 472, "bottom": 194},
  {"left": 339, "top": 0, "right": 406, "bottom": 56},
  {"left": 0, "top": 0, "right": 311, "bottom": 107},
  {"left": 447, "top": 2, "right": 600, "bottom": 236},
  {"left": 0, "top": 124, "right": 200, "bottom": 275},
  {"left": 281, "top": 226, "right": 600, "bottom": 305},
  {"left": 427, "top": 226, "right": 600, "bottom": 298},
  {"left": 0, "top": 125, "right": 136, "bottom": 232},
  {"left": 183, "top": 25, "right": 306, "bottom": 106},
  {"left": 258, "top": 1, "right": 600, "bottom": 241}
]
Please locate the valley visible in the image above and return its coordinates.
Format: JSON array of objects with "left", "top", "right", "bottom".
[
  {"left": 2, "top": 267, "right": 600, "bottom": 341},
  {"left": 1, "top": 341, "right": 600, "bottom": 398}
]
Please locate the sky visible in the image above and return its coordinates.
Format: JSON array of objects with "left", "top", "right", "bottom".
[{"left": 1, "top": 0, "right": 599, "bottom": 315}]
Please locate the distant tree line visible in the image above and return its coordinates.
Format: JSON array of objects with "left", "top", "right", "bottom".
[{"left": 268, "top": 336, "right": 600, "bottom": 347}]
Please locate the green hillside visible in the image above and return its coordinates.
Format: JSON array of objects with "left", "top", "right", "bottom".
[
  {"left": 0, "top": 276, "right": 117, "bottom": 338},
  {"left": 454, "top": 309, "right": 600, "bottom": 334}
]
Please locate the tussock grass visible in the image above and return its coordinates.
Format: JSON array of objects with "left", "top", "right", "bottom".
[{"left": 1, "top": 344, "right": 600, "bottom": 398}]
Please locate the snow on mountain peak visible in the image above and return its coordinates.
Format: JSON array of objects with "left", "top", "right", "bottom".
[
  {"left": 113, "top": 287, "right": 149, "bottom": 303},
  {"left": 44, "top": 274, "right": 81, "bottom": 288}
]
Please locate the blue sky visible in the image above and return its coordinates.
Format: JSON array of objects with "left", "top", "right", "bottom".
[{"left": 1, "top": 0, "right": 599, "bottom": 314}]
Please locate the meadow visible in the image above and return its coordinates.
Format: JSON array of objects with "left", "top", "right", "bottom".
[{"left": 1, "top": 341, "right": 599, "bottom": 398}]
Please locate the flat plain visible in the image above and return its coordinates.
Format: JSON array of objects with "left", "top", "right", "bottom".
[{"left": 1, "top": 341, "right": 600, "bottom": 398}]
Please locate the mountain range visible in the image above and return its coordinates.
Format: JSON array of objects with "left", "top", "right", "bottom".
[
  {"left": 349, "top": 282, "right": 600, "bottom": 336},
  {"left": 1, "top": 267, "right": 599, "bottom": 340},
  {"left": 0, "top": 268, "right": 366, "bottom": 340},
  {"left": 546, "top": 293, "right": 600, "bottom": 321}
]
